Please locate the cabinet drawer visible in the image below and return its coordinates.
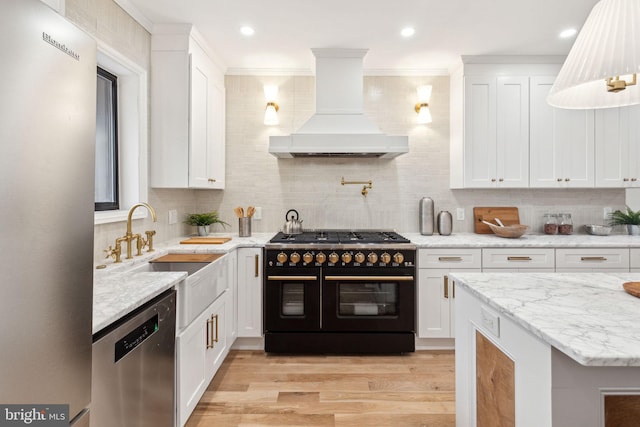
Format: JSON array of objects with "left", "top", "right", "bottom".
[
  {"left": 419, "top": 248, "right": 482, "bottom": 269},
  {"left": 482, "top": 248, "right": 554, "bottom": 269},
  {"left": 631, "top": 249, "right": 640, "bottom": 269},
  {"left": 555, "top": 248, "right": 629, "bottom": 270}
]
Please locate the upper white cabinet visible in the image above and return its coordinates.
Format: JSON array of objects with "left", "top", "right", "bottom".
[
  {"left": 529, "top": 76, "right": 595, "bottom": 188},
  {"left": 150, "top": 25, "right": 225, "bottom": 189},
  {"left": 459, "top": 76, "right": 529, "bottom": 188},
  {"left": 595, "top": 105, "right": 640, "bottom": 188}
]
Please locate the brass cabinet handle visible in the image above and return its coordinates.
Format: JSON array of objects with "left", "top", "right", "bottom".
[
  {"left": 255, "top": 254, "right": 259, "bottom": 277},
  {"left": 624, "top": 178, "right": 630, "bottom": 182},
  {"left": 206, "top": 316, "right": 213, "bottom": 349},
  {"left": 632, "top": 178, "right": 638, "bottom": 182},
  {"left": 213, "top": 314, "right": 219, "bottom": 344},
  {"left": 324, "top": 276, "right": 414, "bottom": 281},
  {"left": 444, "top": 275, "right": 449, "bottom": 299},
  {"left": 507, "top": 256, "right": 533, "bottom": 261},
  {"left": 580, "top": 256, "right": 607, "bottom": 261},
  {"left": 208, "top": 178, "right": 216, "bottom": 182},
  {"left": 565, "top": 178, "right": 570, "bottom": 181},
  {"left": 438, "top": 256, "right": 463, "bottom": 262},
  {"left": 267, "top": 275, "right": 318, "bottom": 281},
  {"left": 498, "top": 178, "right": 504, "bottom": 182},
  {"left": 557, "top": 178, "right": 562, "bottom": 182},
  {"left": 491, "top": 178, "right": 496, "bottom": 182},
  {"left": 453, "top": 281, "right": 455, "bottom": 298}
]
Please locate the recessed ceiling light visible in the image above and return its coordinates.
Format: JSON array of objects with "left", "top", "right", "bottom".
[
  {"left": 559, "top": 28, "right": 577, "bottom": 38},
  {"left": 401, "top": 27, "right": 415, "bottom": 38},
  {"left": 240, "top": 26, "right": 255, "bottom": 36}
]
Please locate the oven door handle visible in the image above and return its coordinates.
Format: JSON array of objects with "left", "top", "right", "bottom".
[
  {"left": 267, "top": 275, "right": 318, "bottom": 281},
  {"left": 324, "top": 275, "right": 414, "bottom": 281}
]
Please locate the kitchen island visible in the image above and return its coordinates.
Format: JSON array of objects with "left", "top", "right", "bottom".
[{"left": 450, "top": 272, "right": 640, "bottom": 427}]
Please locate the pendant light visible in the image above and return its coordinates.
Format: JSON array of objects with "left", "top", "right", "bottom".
[{"left": 547, "top": 0, "right": 640, "bottom": 109}]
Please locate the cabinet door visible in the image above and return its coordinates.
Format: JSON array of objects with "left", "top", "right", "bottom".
[
  {"left": 595, "top": 105, "right": 640, "bottom": 187},
  {"left": 496, "top": 76, "right": 529, "bottom": 187},
  {"left": 205, "top": 293, "right": 228, "bottom": 383},
  {"left": 237, "top": 248, "right": 263, "bottom": 337},
  {"left": 418, "top": 269, "right": 452, "bottom": 338},
  {"left": 530, "top": 76, "right": 595, "bottom": 188},
  {"left": 225, "top": 251, "right": 238, "bottom": 343},
  {"left": 464, "top": 76, "right": 497, "bottom": 188}
]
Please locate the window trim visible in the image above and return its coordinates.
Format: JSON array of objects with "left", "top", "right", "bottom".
[
  {"left": 95, "top": 66, "right": 120, "bottom": 212},
  {"left": 94, "top": 41, "right": 149, "bottom": 225}
]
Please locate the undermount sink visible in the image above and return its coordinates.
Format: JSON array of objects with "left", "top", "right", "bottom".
[{"left": 129, "top": 253, "right": 227, "bottom": 329}]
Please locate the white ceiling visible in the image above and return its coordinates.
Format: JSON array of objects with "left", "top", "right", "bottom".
[{"left": 116, "top": 0, "right": 600, "bottom": 74}]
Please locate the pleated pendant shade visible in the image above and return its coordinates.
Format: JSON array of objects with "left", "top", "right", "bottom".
[{"left": 547, "top": 0, "right": 640, "bottom": 109}]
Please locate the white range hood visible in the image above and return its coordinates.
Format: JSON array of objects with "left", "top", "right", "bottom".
[{"left": 269, "top": 48, "right": 409, "bottom": 158}]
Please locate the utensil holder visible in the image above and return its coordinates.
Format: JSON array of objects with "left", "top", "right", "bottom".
[{"left": 239, "top": 217, "right": 251, "bottom": 237}]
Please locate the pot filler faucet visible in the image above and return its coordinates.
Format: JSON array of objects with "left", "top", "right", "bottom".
[{"left": 105, "top": 203, "right": 157, "bottom": 263}]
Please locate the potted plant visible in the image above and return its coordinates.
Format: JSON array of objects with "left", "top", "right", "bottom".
[
  {"left": 184, "top": 211, "right": 229, "bottom": 236},
  {"left": 608, "top": 206, "right": 640, "bottom": 236}
]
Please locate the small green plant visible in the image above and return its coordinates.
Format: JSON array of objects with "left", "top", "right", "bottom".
[
  {"left": 608, "top": 206, "right": 640, "bottom": 226},
  {"left": 184, "top": 211, "right": 229, "bottom": 228}
]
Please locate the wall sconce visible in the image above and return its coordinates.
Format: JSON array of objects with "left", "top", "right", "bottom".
[
  {"left": 415, "top": 85, "right": 432, "bottom": 124},
  {"left": 263, "top": 85, "right": 279, "bottom": 125},
  {"left": 547, "top": 0, "right": 640, "bottom": 109}
]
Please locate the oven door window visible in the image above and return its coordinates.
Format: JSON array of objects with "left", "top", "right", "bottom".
[
  {"left": 282, "top": 282, "right": 305, "bottom": 316},
  {"left": 338, "top": 282, "right": 398, "bottom": 316}
]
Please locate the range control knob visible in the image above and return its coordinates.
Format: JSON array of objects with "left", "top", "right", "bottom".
[
  {"left": 316, "top": 252, "right": 327, "bottom": 264},
  {"left": 354, "top": 252, "right": 365, "bottom": 264},
  {"left": 328, "top": 252, "right": 339, "bottom": 264},
  {"left": 276, "top": 252, "right": 288, "bottom": 264},
  {"left": 393, "top": 252, "right": 405, "bottom": 264},
  {"left": 380, "top": 252, "right": 391, "bottom": 264},
  {"left": 289, "top": 252, "right": 301, "bottom": 264},
  {"left": 341, "top": 252, "right": 352, "bottom": 264},
  {"left": 303, "top": 252, "right": 314, "bottom": 264},
  {"left": 367, "top": 252, "right": 378, "bottom": 264}
]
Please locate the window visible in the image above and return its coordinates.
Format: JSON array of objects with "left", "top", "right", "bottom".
[{"left": 95, "top": 67, "right": 119, "bottom": 211}]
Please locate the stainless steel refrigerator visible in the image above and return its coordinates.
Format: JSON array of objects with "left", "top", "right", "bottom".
[{"left": 0, "top": 1, "right": 96, "bottom": 425}]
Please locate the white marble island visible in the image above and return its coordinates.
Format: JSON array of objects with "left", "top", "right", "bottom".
[{"left": 451, "top": 272, "right": 640, "bottom": 427}]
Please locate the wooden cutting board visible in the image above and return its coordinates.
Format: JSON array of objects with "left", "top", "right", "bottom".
[
  {"left": 179, "top": 237, "right": 232, "bottom": 245},
  {"left": 473, "top": 207, "right": 520, "bottom": 234},
  {"left": 623, "top": 282, "right": 640, "bottom": 298},
  {"left": 150, "top": 253, "right": 223, "bottom": 263}
]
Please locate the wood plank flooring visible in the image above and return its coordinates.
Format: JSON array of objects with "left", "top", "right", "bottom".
[{"left": 185, "top": 350, "right": 455, "bottom": 427}]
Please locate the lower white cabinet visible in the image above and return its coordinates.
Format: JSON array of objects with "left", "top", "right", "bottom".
[
  {"left": 417, "top": 249, "right": 481, "bottom": 338},
  {"left": 482, "top": 248, "right": 555, "bottom": 272},
  {"left": 237, "top": 248, "right": 263, "bottom": 337},
  {"left": 555, "top": 248, "right": 630, "bottom": 272},
  {"left": 176, "top": 290, "right": 229, "bottom": 426},
  {"left": 632, "top": 249, "right": 640, "bottom": 272}
]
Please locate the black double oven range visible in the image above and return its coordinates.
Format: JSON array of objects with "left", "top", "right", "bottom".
[{"left": 264, "top": 230, "right": 416, "bottom": 354}]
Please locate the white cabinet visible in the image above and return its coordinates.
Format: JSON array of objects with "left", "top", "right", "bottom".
[
  {"left": 555, "top": 248, "right": 630, "bottom": 272},
  {"left": 176, "top": 290, "right": 229, "bottom": 426},
  {"left": 529, "top": 76, "right": 595, "bottom": 188},
  {"left": 631, "top": 249, "right": 640, "bottom": 272},
  {"left": 225, "top": 250, "right": 238, "bottom": 343},
  {"left": 459, "top": 76, "right": 529, "bottom": 188},
  {"left": 237, "top": 248, "right": 263, "bottom": 337},
  {"left": 595, "top": 105, "right": 640, "bottom": 188},
  {"left": 150, "top": 25, "right": 225, "bottom": 189},
  {"left": 417, "top": 249, "right": 481, "bottom": 338},
  {"left": 482, "top": 248, "right": 555, "bottom": 272}
]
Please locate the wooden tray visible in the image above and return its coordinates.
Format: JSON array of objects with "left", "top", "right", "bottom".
[
  {"left": 179, "top": 237, "right": 232, "bottom": 245},
  {"left": 150, "top": 253, "right": 223, "bottom": 263},
  {"left": 473, "top": 207, "right": 520, "bottom": 234},
  {"left": 623, "top": 282, "right": 640, "bottom": 298}
]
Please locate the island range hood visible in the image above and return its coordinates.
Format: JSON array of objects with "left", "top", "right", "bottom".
[{"left": 269, "top": 48, "right": 409, "bottom": 159}]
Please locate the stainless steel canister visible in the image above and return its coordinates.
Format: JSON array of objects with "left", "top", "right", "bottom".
[
  {"left": 239, "top": 217, "right": 251, "bottom": 237},
  {"left": 437, "top": 211, "right": 453, "bottom": 236},
  {"left": 419, "top": 197, "right": 434, "bottom": 235}
]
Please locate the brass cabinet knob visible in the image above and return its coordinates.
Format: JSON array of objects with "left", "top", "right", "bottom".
[
  {"left": 498, "top": 178, "right": 504, "bottom": 182},
  {"left": 557, "top": 178, "right": 563, "bottom": 182},
  {"left": 632, "top": 178, "right": 638, "bottom": 182},
  {"left": 380, "top": 252, "right": 391, "bottom": 264},
  {"left": 208, "top": 178, "right": 216, "bottom": 182},
  {"left": 367, "top": 252, "right": 378, "bottom": 264},
  {"left": 354, "top": 252, "right": 365, "bottom": 264},
  {"left": 276, "top": 252, "right": 288, "bottom": 263},
  {"left": 393, "top": 252, "right": 404, "bottom": 264},
  {"left": 565, "top": 178, "right": 570, "bottom": 181},
  {"left": 491, "top": 178, "right": 496, "bottom": 182},
  {"left": 302, "top": 252, "right": 313, "bottom": 264},
  {"left": 316, "top": 252, "right": 327, "bottom": 264},
  {"left": 341, "top": 252, "right": 352, "bottom": 264},
  {"left": 624, "top": 178, "right": 630, "bottom": 182},
  {"left": 328, "top": 252, "right": 339, "bottom": 264},
  {"left": 289, "top": 252, "right": 301, "bottom": 264}
]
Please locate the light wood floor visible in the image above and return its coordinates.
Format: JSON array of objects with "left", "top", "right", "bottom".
[{"left": 185, "top": 350, "right": 455, "bottom": 427}]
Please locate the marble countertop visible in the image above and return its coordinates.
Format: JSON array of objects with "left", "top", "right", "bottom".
[
  {"left": 404, "top": 232, "right": 640, "bottom": 248},
  {"left": 450, "top": 271, "right": 640, "bottom": 367}
]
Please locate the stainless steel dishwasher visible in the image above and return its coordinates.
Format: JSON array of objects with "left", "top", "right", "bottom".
[{"left": 91, "top": 290, "right": 176, "bottom": 427}]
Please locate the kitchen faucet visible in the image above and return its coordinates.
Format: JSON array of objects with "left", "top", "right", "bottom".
[{"left": 106, "top": 203, "right": 157, "bottom": 262}]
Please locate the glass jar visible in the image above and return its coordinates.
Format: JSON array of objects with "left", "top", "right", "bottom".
[
  {"left": 543, "top": 214, "right": 558, "bottom": 235},
  {"left": 558, "top": 213, "right": 573, "bottom": 235}
]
